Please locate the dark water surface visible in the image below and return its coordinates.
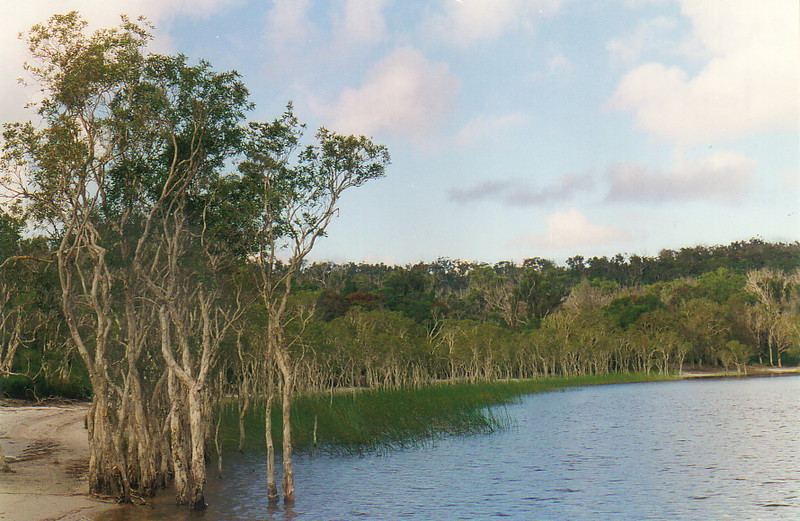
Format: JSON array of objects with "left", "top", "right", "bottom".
[{"left": 99, "top": 376, "right": 800, "bottom": 520}]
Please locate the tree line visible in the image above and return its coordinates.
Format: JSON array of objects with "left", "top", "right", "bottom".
[{"left": 1, "top": 12, "right": 798, "bottom": 514}]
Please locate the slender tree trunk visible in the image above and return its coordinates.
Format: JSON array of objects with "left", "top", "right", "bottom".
[
  {"left": 238, "top": 393, "right": 250, "bottom": 453},
  {"left": 214, "top": 412, "right": 223, "bottom": 479},
  {"left": 265, "top": 393, "right": 278, "bottom": 504},
  {"left": 273, "top": 348, "right": 295, "bottom": 504}
]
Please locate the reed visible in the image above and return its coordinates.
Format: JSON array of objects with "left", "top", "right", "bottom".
[{"left": 218, "top": 372, "right": 674, "bottom": 454}]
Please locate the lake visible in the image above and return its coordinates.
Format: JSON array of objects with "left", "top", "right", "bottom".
[{"left": 99, "top": 375, "right": 800, "bottom": 520}]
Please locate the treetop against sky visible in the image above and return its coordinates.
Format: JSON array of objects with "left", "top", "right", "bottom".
[{"left": 1, "top": 0, "right": 797, "bottom": 265}]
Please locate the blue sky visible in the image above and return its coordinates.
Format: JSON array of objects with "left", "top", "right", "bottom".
[{"left": 1, "top": 0, "right": 798, "bottom": 265}]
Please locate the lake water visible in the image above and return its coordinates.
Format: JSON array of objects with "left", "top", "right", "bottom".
[{"left": 100, "top": 376, "right": 800, "bottom": 520}]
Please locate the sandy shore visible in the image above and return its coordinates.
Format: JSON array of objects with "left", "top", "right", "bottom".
[
  {"left": 680, "top": 365, "right": 800, "bottom": 378},
  {"left": 0, "top": 401, "right": 118, "bottom": 521}
]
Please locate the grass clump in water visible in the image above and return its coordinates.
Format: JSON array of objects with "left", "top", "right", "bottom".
[{"left": 219, "top": 372, "right": 674, "bottom": 455}]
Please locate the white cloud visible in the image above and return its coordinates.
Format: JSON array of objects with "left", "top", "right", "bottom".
[
  {"left": 0, "top": 0, "right": 239, "bottom": 122},
  {"left": 264, "top": 0, "right": 315, "bottom": 49},
  {"left": 261, "top": 0, "right": 388, "bottom": 87},
  {"left": 546, "top": 52, "right": 572, "bottom": 76},
  {"left": 332, "top": 0, "right": 388, "bottom": 48},
  {"left": 606, "top": 16, "right": 677, "bottom": 65},
  {"left": 323, "top": 47, "right": 460, "bottom": 139},
  {"left": 607, "top": 0, "right": 800, "bottom": 144},
  {"left": 516, "top": 208, "right": 626, "bottom": 249},
  {"left": 427, "top": 0, "right": 567, "bottom": 49},
  {"left": 606, "top": 150, "right": 754, "bottom": 202}
]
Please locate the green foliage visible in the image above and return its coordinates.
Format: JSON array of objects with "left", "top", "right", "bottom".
[
  {"left": 572, "top": 239, "right": 800, "bottom": 284},
  {"left": 604, "top": 293, "right": 664, "bottom": 329},
  {"left": 694, "top": 269, "right": 748, "bottom": 304},
  {"left": 0, "top": 372, "right": 91, "bottom": 400},
  {"left": 381, "top": 267, "right": 436, "bottom": 324},
  {"left": 0, "top": 212, "right": 23, "bottom": 261},
  {"left": 4, "top": 237, "right": 799, "bottom": 399}
]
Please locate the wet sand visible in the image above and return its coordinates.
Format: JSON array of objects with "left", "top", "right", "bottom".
[{"left": 0, "top": 401, "right": 118, "bottom": 521}]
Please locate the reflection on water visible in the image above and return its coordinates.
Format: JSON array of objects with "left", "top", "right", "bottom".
[{"left": 97, "top": 375, "right": 800, "bottom": 520}]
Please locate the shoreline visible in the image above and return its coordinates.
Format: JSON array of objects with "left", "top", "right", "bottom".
[
  {"left": 2, "top": 366, "right": 798, "bottom": 520},
  {"left": 679, "top": 365, "right": 800, "bottom": 379}
]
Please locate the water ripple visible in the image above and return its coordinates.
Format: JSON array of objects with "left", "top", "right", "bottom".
[{"left": 97, "top": 376, "right": 800, "bottom": 521}]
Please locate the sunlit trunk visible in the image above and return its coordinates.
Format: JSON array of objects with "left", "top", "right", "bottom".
[
  {"left": 187, "top": 386, "right": 208, "bottom": 510},
  {"left": 168, "top": 372, "right": 189, "bottom": 505}
]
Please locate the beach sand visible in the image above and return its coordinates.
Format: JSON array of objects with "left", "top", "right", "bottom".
[{"left": 0, "top": 401, "right": 118, "bottom": 521}]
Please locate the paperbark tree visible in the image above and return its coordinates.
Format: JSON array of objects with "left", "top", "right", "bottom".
[
  {"left": 0, "top": 13, "right": 154, "bottom": 500},
  {"left": 4, "top": 12, "right": 390, "bottom": 510},
  {"left": 1, "top": 12, "right": 250, "bottom": 508},
  {"left": 745, "top": 269, "right": 800, "bottom": 366},
  {"left": 239, "top": 107, "right": 389, "bottom": 503}
]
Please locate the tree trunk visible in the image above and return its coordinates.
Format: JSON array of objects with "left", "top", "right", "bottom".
[
  {"left": 168, "top": 373, "right": 189, "bottom": 505},
  {"left": 238, "top": 394, "right": 250, "bottom": 453},
  {"left": 87, "top": 382, "right": 130, "bottom": 501},
  {"left": 0, "top": 442, "right": 11, "bottom": 473},
  {"left": 187, "top": 386, "right": 208, "bottom": 510},
  {"left": 214, "top": 413, "right": 223, "bottom": 479},
  {"left": 276, "top": 352, "right": 295, "bottom": 504},
  {"left": 128, "top": 371, "right": 158, "bottom": 496},
  {"left": 265, "top": 393, "right": 278, "bottom": 504}
]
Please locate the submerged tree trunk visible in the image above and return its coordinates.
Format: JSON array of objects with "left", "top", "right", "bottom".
[
  {"left": 187, "top": 386, "right": 208, "bottom": 510},
  {"left": 238, "top": 392, "right": 250, "bottom": 453},
  {"left": 265, "top": 392, "right": 279, "bottom": 504},
  {"left": 275, "top": 349, "right": 295, "bottom": 504}
]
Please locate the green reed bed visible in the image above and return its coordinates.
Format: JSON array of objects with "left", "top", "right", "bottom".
[{"left": 217, "top": 372, "right": 674, "bottom": 455}]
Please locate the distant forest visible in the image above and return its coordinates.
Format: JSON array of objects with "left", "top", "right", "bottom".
[{"left": 3, "top": 233, "right": 798, "bottom": 398}]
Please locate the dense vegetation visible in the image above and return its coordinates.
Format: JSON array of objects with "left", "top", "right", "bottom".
[
  {"left": 0, "top": 11, "right": 798, "bottom": 514},
  {"left": 4, "top": 235, "right": 799, "bottom": 401}
]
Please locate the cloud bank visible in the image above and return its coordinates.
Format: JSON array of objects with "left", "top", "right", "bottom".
[
  {"left": 323, "top": 47, "right": 460, "bottom": 139},
  {"left": 607, "top": 0, "right": 799, "bottom": 144},
  {"left": 605, "top": 151, "right": 754, "bottom": 202}
]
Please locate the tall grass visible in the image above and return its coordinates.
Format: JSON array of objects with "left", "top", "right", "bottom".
[{"left": 217, "top": 372, "right": 674, "bottom": 455}]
